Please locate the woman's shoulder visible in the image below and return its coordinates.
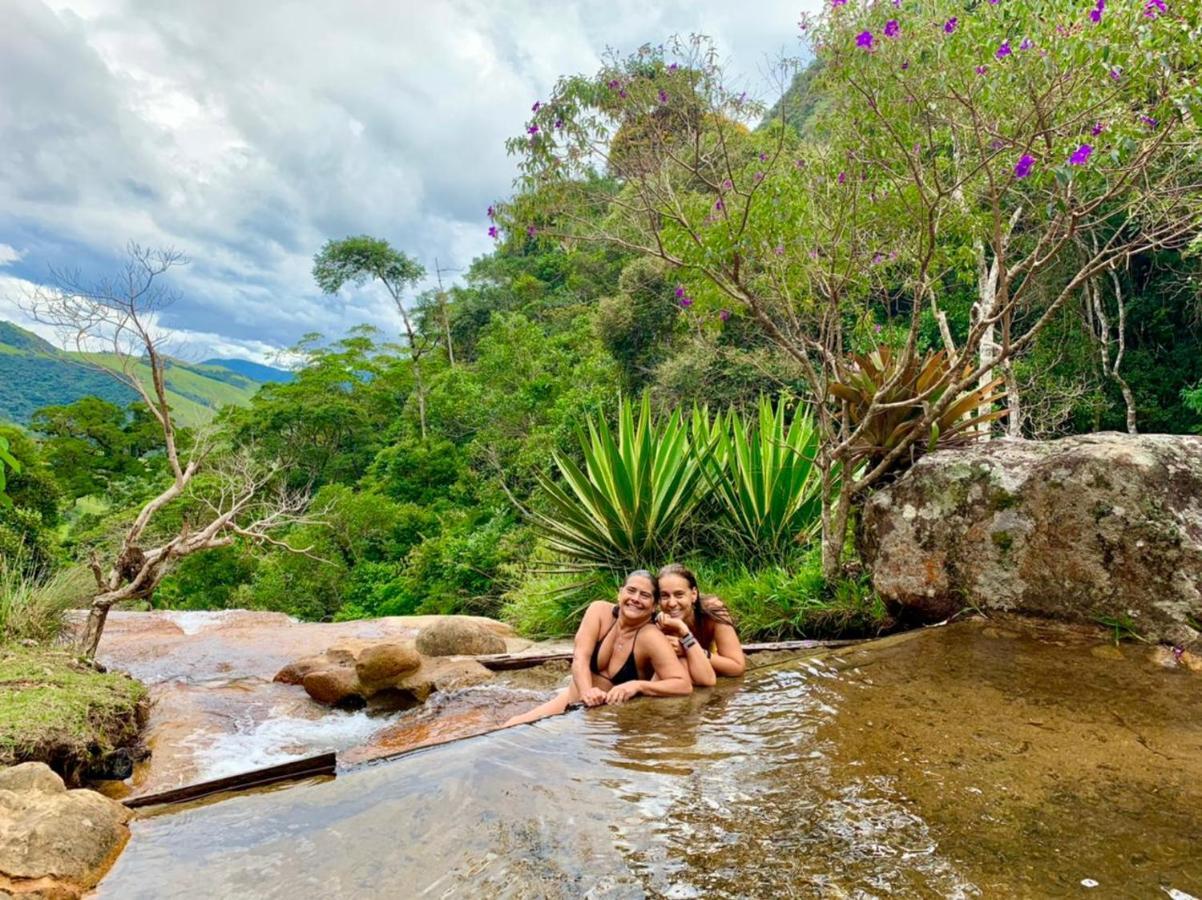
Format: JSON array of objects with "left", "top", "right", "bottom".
[{"left": 586, "top": 600, "right": 616, "bottom": 616}]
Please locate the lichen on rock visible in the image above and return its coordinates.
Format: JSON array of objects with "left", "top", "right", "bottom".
[{"left": 861, "top": 433, "right": 1202, "bottom": 645}]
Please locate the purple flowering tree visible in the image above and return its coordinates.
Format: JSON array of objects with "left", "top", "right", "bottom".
[{"left": 502, "top": 7, "right": 1202, "bottom": 577}]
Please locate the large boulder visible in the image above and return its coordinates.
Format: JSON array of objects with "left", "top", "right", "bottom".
[
  {"left": 861, "top": 433, "right": 1202, "bottom": 645},
  {"left": 0, "top": 763, "right": 131, "bottom": 899},
  {"left": 278, "top": 638, "right": 493, "bottom": 709},
  {"left": 415, "top": 619, "right": 506, "bottom": 657}
]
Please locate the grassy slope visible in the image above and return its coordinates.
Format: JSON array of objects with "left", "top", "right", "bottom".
[{"left": 0, "top": 646, "right": 146, "bottom": 784}]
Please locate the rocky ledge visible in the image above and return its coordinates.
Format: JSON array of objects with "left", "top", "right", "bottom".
[
  {"left": 862, "top": 432, "right": 1202, "bottom": 645},
  {"left": 0, "top": 763, "right": 131, "bottom": 899}
]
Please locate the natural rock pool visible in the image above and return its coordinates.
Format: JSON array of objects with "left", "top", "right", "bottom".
[{"left": 97, "top": 619, "right": 1201, "bottom": 898}]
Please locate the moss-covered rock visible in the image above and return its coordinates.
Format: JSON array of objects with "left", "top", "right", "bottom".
[
  {"left": 862, "top": 433, "right": 1202, "bottom": 645},
  {"left": 0, "top": 647, "right": 147, "bottom": 786}
]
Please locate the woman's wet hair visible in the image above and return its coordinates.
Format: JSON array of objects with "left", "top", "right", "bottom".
[
  {"left": 625, "top": 569, "right": 660, "bottom": 601},
  {"left": 656, "top": 563, "right": 735, "bottom": 626}
]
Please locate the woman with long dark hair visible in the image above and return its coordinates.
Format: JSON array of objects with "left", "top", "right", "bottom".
[
  {"left": 504, "top": 570, "right": 692, "bottom": 726},
  {"left": 655, "top": 563, "right": 746, "bottom": 685}
]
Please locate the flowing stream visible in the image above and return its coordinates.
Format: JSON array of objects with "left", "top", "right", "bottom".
[{"left": 97, "top": 620, "right": 1202, "bottom": 898}]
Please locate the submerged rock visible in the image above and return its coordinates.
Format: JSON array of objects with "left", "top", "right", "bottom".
[
  {"left": 0, "top": 763, "right": 131, "bottom": 899},
  {"left": 862, "top": 432, "right": 1202, "bottom": 644},
  {"left": 415, "top": 618, "right": 507, "bottom": 657}
]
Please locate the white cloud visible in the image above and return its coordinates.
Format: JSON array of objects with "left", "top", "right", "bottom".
[
  {"left": 2, "top": 0, "right": 819, "bottom": 358},
  {"left": 0, "top": 245, "right": 23, "bottom": 267}
]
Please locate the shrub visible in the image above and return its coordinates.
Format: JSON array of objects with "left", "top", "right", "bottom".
[
  {"left": 0, "top": 557, "right": 92, "bottom": 645},
  {"left": 500, "top": 569, "right": 614, "bottom": 639}
]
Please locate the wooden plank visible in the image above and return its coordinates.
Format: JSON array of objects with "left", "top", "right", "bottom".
[
  {"left": 478, "top": 638, "right": 858, "bottom": 671},
  {"left": 123, "top": 751, "right": 337, "bottom": 809}
]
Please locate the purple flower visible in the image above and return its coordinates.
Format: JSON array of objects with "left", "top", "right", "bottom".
[
  {"left": 901, "top": 60, "right": 910, "bottom": 70},
  {"left": 619, "top": 89, "right": 628, "bottom": 99},
  {"left": 1142, "top": 115, "right": 1159, "bottom": 129},
  {"left": 608, "top": 79, "right": 620, "bottom": 90},
  {"left": 1014, "top": 154, "right": 1035, "bottom": 178},
  {"left": 675, "top": 284, "right": 686, "bottom": 298},
  {"left": 1089, "top": 0, "right": 1104, "bottom": 23},
  {"left": 719, "top": 309, "right": 731, "bottom": 322},
  {"left": 754, "top": 171, "right": 765, "bottom": 183},
  {"left": 722, "top": 179, "right": 733, "bottom": 191},
  {"left": 988, "top": 0, "right": 1000, "bottom": 4},
  {"left": 773, "top": 245, "right": 785, "bottom": 256},
  {"left": 668, "top": 62, "right": 679, "bottom": 72},
  {"left": 759, "top": 151, "right": 768, "bottom": 162},
  {"left": 679, "top": 296, "right": 694, "bottom": 308},
  {"left": 488, "top": 226, "right": 499, "bottom": 239},
  {"left": 996, "top": 40, "right": 1012, "bottom": 59},
  {"left": 531, "top": 101, "right": 541, "bottom": 113},
  {"left": 1144, "top": 0, "right": 1165, "bottom": 17},
  {"left": 856, "top": 30, "right": 874, "bottom": 49},
  {"left": 1109, "top": 67, "right": 1121, "bottom": 81},
  {"left": 527, "top": 124, "right": 539, "bottom": 135},
  {"left": 976, "top": 65, "right": 988, "bottom": 75},
  {"left": 872, "top": 253, "right": 884, "bottom": 265},
  {"left": 944, "top": 17, "right": 957, "bottom": 33},
  {"left": 1069, "top": 144, "right": 1093, "bottom": 165},
  {"left": 554, "top": 119, "right": 564, "bottom": 129},
  {"left": 487, "top": 205, "right": 496, "bottom": 219},
  {"left": 658, "top": 89, "right": 669, "bottom": 104},
  {"left": 838, "top": 171, "right": 847, "bottom": 184},
  {"left": 526, "top": 225, "right": 538, "bottom": 237},
  {"left": 1020, "top": 38, "right": 1034, "bottom": 50},
  {"left": 884, "top": 19, "right": 900, "bottom": 37},
  {"left": 874, "top": 323, "right": 883, "bottom": 334},
  {"left": 831, "top": 0, "right": 847, "bottom": 5},
  {"left": 892, "top": 0, "right": 902, "bottom": 5},
  {"left": 714, "top": 199, "right": 724, "bottom": 211},
  {"left": 1091, "top": 121, "right": 1105, "bottom": 136}
]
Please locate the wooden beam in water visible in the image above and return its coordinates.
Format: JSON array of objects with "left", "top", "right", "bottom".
[{"left": 123, "top": 751, "right": 337, "bottom": 809}]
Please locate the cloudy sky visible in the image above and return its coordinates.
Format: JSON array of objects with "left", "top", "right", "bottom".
[{"left": 0, "top": 0, "right": 815, "bottom": 363}]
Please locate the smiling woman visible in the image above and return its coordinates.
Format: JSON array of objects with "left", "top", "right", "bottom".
[{"left": 503, "top": 570, "right": 692, "bottom": 726}]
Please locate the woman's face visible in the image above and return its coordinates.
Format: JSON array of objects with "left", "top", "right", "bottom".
[
  {"left": 617, "top": 574, "right": 656, "bottom": 623},
  {"left": 658, "top": 573, "right": 697, "bottom": 621}
]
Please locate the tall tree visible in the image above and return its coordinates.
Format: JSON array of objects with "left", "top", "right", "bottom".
[{"left": 312, "top": 236, "right": 432, "bottom": 438}]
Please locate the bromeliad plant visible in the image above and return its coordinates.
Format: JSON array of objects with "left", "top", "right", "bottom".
[
  {"left": 533, "top": 394, "right": 713, "bottom": 573},
  {"left": 693, "top": 397, "right": 824, "bottom": 563},
  {"left": 830, "top": 345, "right": 1007, "bottom": 476}
]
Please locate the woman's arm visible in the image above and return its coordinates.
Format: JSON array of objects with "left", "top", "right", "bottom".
[
  {"left": 660, "top": 614, "right": 716, "bottom": 687},
  {"left": 572, "top": 602, "right": 610, "bottom": 706},
  {"left": 709, "top": 621, "right": 746, "bottom": 677},
  {"left": 605, "top": 629, "right": 692, "bottom": 703}
]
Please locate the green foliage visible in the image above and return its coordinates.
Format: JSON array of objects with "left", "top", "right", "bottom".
[
  {"left": 313, "top": 236, "right": 425, "bottom": 297},
  {"left": 0, "top": 435, "right": 19, "bottom": 507},
  {"left": 30, "top": 398, "right": 166, "bottom": 500},
  {"left": 154, "top": 545, "right": 260, "bottom": 612},
  {"left": 0, "top": 427, "right": 60, "bottom": 577},
  {"left": 533, "top": 394, "right": 711, "bottom": 573},
  {"left": 693, "top": 397, "right": 823, "bottom": 563},
  {"left": 829, "top": 346, "right": 1006, "bottom": 474},
  {"left": 500, "top": 569, "right": 614, "bottom": 639}
]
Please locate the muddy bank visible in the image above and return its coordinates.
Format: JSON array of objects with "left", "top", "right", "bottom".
[
  {"left": 0, "top": 647, "right": 146, "bottom": 785},
  {"left": 98, "top": 618, "right": 1202, "bottom": 898}
]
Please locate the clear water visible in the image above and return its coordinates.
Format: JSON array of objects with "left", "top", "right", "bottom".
[{"left": 98, "top": 621, "right": 1202, "bottom": 898}]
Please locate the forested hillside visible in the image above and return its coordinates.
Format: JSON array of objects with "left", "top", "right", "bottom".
[{"left": 0, "top": 322, "right": 266, "bottom": 426}]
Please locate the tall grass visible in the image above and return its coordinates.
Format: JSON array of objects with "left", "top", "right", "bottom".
[{"left": 0, "top": 557, "right": 93, "bottom": 645}]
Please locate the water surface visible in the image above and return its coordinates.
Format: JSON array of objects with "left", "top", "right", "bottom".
[{"left": 99, "top": 620, "right": 1202, "bottom": 898}]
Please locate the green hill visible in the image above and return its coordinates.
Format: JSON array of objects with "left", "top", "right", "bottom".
[{"left": 0, "top": 321, "right": 264, "bottom": 426}]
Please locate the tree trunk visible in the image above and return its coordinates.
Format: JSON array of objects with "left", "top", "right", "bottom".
[
  {"left": 821, "top": 487, "right": 853, "bottom": 582},
  {"left": 1003, "top": 359, "right": 1023, "bottom": 438},
  {"left": 79, "top": 598, "right": 115, "bottom": 658}
]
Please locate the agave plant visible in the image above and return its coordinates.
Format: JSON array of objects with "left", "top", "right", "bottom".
[
  {"left": 693, "top": 397, "right": 824, "bottom": 562},
  {"left": 829, "top": 345, "right": 1006, "bottom": 474},
  {"left": 533, "top": 394, "right": 713, "bottom": 573}
]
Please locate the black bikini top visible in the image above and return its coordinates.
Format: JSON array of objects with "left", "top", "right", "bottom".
[{"left": 590, "top": 606, "right": 647, "bottom": 685}]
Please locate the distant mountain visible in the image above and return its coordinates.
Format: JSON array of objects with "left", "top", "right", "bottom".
[
  {"left": 0, "top": 321, "right": 264, "bottom": 426},
  {"left": 201, "top": 358, "right": 294, "bottom": 384}
]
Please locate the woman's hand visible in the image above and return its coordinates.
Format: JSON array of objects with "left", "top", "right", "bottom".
[
  {"left": 581, "top": 686, "right": 608, "bottom": 707},
  {"left": 657, "top": 613, "right": 691, "bottom": 638},
  {"left": 604, "top": 682, "right": 641, "bottom": 704}
]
